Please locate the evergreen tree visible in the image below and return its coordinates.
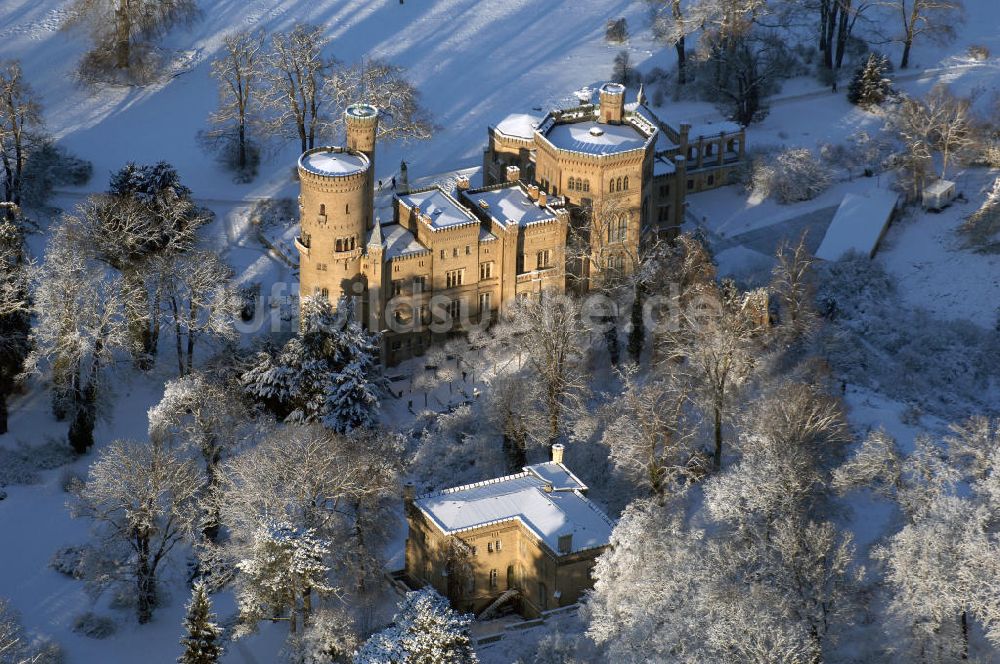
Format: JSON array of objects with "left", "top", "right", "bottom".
[
  {"left": 241, "top": 296, "right": 384, "bottom": 432},
  {"left": 848, "top": 53, "right": 892, "bottom": 108},
  {"left": 179, "top": 583, "right": 223, "bottom": 664},
  {"left": 354, "top": 588, "right": 477, "bottom": 664}
]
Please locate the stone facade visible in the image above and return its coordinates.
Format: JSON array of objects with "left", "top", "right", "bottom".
[
  {"left": 404, "top": 445, "right": 613, "bottom": 619},
  {"left": 296, "top": 85, "right": 747, "bottom": 364}
]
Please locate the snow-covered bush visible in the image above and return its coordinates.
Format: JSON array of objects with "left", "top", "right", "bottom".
[
  {"left": 961, "top": 177, "right": 1000, "bottom": 250},
  {"left": 282, "top": 607, "right": 358, "bottom": 664},
  {"left": 605, "top": 17, "right": 628, "bottom": 44},
  {"left": 968, "top": 44, "right": 990, "bottom": 61},
  {"left": 49, "top": 546, "right": 87, "bottom": 579},
  {"left": 353, "top": 588, "right": 477, "bottom": 664},
  {"left": 249, "top": 198, "right": 296, "bottom": 231},
  {"left": 752, "top": 149, "right": 833, "bottom": 204},
  {"left": 0, "top": 438, "right": 75, "bottom": 487},
  {"left": 408, "top": 403, "right": 506, "bottom": 492},
  {"left": 816, "top": 254, "right": 1000, "bottom": 419},
  {"left": 71, "top": 612, "right": 116, "bottom": 639}
]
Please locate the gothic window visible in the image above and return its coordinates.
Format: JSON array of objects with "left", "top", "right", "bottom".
[
  {"left": 609, "top": 179, "right": 614, "bottom": 193},
  {"left": 319, "top": 204, "right": 326, "bottom": 216},
  {"left": 623, "top": 176, "right": 629, "bottom": 191},
  {"left": 335, "top": 239, "right": 343, "bottom": 252},
  {"left": 490, "top": 569, "right": 498, "bottom": 589},
  {"left": 345, "top": 203, "right": 350, "bottom": 214},
  {"left": 582, "top": 179, "right": 590, "bottom": 192}
]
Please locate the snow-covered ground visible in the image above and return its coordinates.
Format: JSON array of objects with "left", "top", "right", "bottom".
[{"left": 1, "top": 0, "right": 1000, "bottom": 660}]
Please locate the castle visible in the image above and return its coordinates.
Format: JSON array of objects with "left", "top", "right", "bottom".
[{"left": 296, "top": 84, "right": 746, "bottom": 364}]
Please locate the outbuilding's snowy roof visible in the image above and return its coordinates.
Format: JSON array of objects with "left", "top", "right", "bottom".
[
  {"left": 398, "top": 187, "right": 478, "bottom": 230},
  {"left": 298, "top": 148, "right": 368, "bottom": 176},
  {"left": 924, "top": 179, "right": 956, "bottom": 196},
  {"left": 380, "top": 223, "right": 428, "bottom": 258},
  {"left": 414, "top": 461, "right": 614, "bottom": 555},
  {"left": 543, "top": 120, "right": 648, "bottom": 155},
  {"left": 494, "top": 112, "right": 542, "bottom": 140},
  {"left": 815, "top": 189, "right": 900, "bottom": 261},
  {"left": 464, "top": 184, "right": 557, "bottom": 228}
]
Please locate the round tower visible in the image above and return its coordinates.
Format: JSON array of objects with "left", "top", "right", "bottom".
[
  {"left": 598, "top": 82, "right": 626, "bottom": 125},
  {"left": 296, "top": 146, "right": 372, "bottom": 308},
  {"left": 344, "top": 103, "right": 379, "bottom": 173}
]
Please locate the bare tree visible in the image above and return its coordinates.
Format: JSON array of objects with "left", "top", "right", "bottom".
[
  {"left": 0, "top": 62, "right": 42, "bottom": 215},
  {"left": 649, "top": 0, "right": 696, "bottom": 85},
  {"left": 603, "top": 364, "right": 703, "bottom": 501},
  {"left": 207, "top": 30, "right": 266, "bottom": 177},
  {"left": 326, "top": 58, "right": 434, "bottom": 143},
  {"left": 63, "top": 0, "right": 198, "bottom": 77},
  {"left": 875, "top": 0, "right": 964, "bottom": 68},
  {"left": 28, "top": 225, "right": 128, "bottom": 453},
  {"left": 72, "top": 439, "right": 203, "bottom": 623},
  {"left": 264, "top": 24, "right": 336, "bottom": 154},
  {"left": 503, "top": 294, "right": 589, "bottom": 444},
  {"left": 160, "top": 250, "right": 239, "bottom": 376},
  {"left": 770, "top": 232, "right": 818, "bottom": 343},
  {"left": 659, "top": 280, "right": 767, "bottom": 470}
]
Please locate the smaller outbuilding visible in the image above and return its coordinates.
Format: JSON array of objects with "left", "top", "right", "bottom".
[
  {"left": 815, "top": 189, "right": 901, "bottom": 261},
  {"left": 922, "top": 179, "right": 957, "bottom": 211}
]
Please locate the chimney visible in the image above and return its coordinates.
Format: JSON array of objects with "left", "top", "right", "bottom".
[
  {"left": 543, "top": 481, "right": 554, "bottom": 493},
  {"left": 404, "top": 481, "right": 416, "bottom": 503},
  {"left": 551, "top": 443, "right": 565, "bottom": 464},
  {"left": 505, "top": 165, "right": 521, "bottom": 182},
  {"left": 557, "top": 533, "right": 573, "bottom": 554},
  {"left": 537, "top": 190, "right": 547, "bottom": 207},
  {"left": 456, "top": 175, "right": 470, "bottom": 191},
  {"left": 598, "top": 82, "right": 626, "bottom": 125},
  {"left": 527, "top": 184, "right": 539, "bottom": 200},
  {"left": 399, "top": 159, "right": 409, "bottom": 194}
]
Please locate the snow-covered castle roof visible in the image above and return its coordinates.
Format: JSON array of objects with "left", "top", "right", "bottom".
[{"left": 413, "top": 460, "right": 615, "bottom": 556}]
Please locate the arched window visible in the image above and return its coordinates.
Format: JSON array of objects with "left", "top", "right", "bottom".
[
  {"left": 623, "top": 176, "right": 629, "bottom": 191},
  {"left": 618, "top": 216, "right": 628, "bottom": 241},
  {"left": 345, "top": 203, "right": 350, "bottom": 214},
  {"left": 568, "top": 177, "right": 576, "bottom": 191},
  {"left": 335, "top": 239, "right": 343, "bottom": 252},
  {"left": 616, "top": 177, "right": 623, "bottom": 192},
  {"left": 582, "top": 179, "right": 590, "bottom": 192},
  {"left": 609, "top": 179, "right": 614, "bottom": 193},
  {"left": 319, "top": 204, "right": 326, "bottom": 216}
]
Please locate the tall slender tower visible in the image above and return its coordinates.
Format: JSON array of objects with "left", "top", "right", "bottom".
[
  {"left": 296, "top": 146, "right": 372, "bottom": 306},
  {"left": 296, "top": 104, "right": 380, "bottom": 311}
]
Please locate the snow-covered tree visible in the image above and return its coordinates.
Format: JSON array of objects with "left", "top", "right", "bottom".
[
  {"left": 72, "top": 439, "right": 203, "bottom": 623},
  {"left": 602, "top": 364, "right": 701, "bottom": 500},
  {"left": 160, "top": 250, "right": 239, "bottom": 376},
  {"left": 0, "top": 212, "right": 30, "bottom": 435},
  {"left": 283, "top": 606, "right": 358, "bottom": 664},
  {"left": 264, "top": 24, "right": 336, "bottom": 154},
  {"left": 241, "top": 297, "right": 383, "bottom": 433},
  {"left": 207, "top": 30, "right": 266, "bottom": 178},
  {"left": 326, "top": 58, "right": 434, "bottom": 143},
  {"left": 28, "top": 225, "right": 128, "bottom": 452},
  {"left": 753, "top": 148, "right": 833, "bottom": 204},
  {"left": 235, "top": 522, "right": 334, "bottom": 636},
  {"left": 64, "top": 0, "right": 198, "bottom": 79},
  {"left": 770, "top": 232, "right": 818, "bottom": 343},
  {"left": 500, "top": 293, "right": 588, "bottom": 444},
  {"left": 0, "top": 597, "right": 59, "bottom": 664},
  {"left": 353, "top": 588, "right": 477, "bottom": 664},
  {"left": 211, "top": 425, "right": 400, "bottom": 634},
  {"left": 847, "top": 52, "right": 893, "bottom": 108},
  {"left": 0, "top": 61, "right": 42, "bottom": 213},
  {"left": 178, "top": 582, "right": 223, "bottom": 664},
  {"left": 658, "top": 279, "right": 767, "bottom": 470}
]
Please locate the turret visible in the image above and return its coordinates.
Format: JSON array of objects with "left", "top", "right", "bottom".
[
  {"left": 598, "top": 82, "right": 626, "bottom": 125},
  {"left": 344, "top": 103, "right": 379, "bottom": 171}
]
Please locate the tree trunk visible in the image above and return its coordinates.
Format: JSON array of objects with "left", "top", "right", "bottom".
[
  {"left": 136, "top": 537, "right": 157, "bottom": 624},
  {"left": 627, "top": 286, "right": 644, "bottom": 364},
  {"left": 238, "top": 120, "right": 247, "bottom": 171},
  {"left": 961, "top": 610, "right": 969, "bottom": 660},
  {"left": 186, "top": 299, "right": 198, "bottom": 374},
  {"left": 171, "top": 296, "right": 184, "bottom": 377},
  {"left": 115, "top": 0, "right": 132, "bottom": 70},
  {"left": 901, "top": 39, "right": 912, "bottom": 69},
  {"left": 835, "top": 0, "right": 851, "bottom": 69},
  {"left": 713, "top": 400, "right": 723, "bottom": 470},
  {"left": 0, "top": 392, "right": 8, "bottom": 435}
]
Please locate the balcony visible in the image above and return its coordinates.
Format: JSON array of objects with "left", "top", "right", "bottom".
[{"left": 294, "top": 237, "right": 310, "bottom": 257}]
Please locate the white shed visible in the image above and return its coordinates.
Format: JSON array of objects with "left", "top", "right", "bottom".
[
  {"left": 815, "top": 189, "right": 901, "bottom": 261},
  {"left": 923, "top": 179, "right": 956, "bottom": 211}
]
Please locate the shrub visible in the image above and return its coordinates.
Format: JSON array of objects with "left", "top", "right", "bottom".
[
  {"left": 50, "top": 546, "right": 87, "bottom": 579},
  {"left": 71, "top": 612, "right": 116, "bottom": 639},
  {"left": 606, "top": 18, "right": 628, "bottom": 44},
  {"left": 968, "top": 45, "right": 990, "bottom": 61},
  {"left": 612, "top": 50, "right": 640, "bottom": 87},
  {"left": 750, "top": 148, "right": 832, "bottom": 204},
  {"left": 20, "top": 142, "right": 93, "bottom": 208}
]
